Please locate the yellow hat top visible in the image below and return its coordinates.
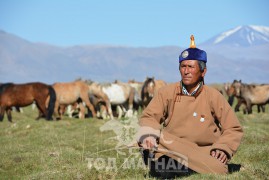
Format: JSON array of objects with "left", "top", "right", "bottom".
[{"left": 190, "top": 35, "right": 196, "bottom": 48}]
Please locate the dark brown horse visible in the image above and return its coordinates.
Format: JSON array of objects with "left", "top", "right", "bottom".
[
  {"left": 0, "top": 82, "right": 56, "bottom": 122},
  {"left": 141, "top": 77, "right": 167, "bottom": 108}
]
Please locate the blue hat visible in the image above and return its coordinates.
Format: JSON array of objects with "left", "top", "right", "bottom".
[{"left": 179, "top": 35, "right": 207, "bottom": 63}]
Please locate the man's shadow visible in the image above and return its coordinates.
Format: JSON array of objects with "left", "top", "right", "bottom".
[{"left": 228, "top": 163, "right": 241, "bottom": 173}]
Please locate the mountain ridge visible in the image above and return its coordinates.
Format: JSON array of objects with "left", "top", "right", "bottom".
[{"left": 0, "top": 26, "right": 269, "bottom": 84}]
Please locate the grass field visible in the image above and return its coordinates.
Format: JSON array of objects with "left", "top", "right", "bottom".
[{"left": 0, "top": 104, "right": 268, "bottom": 179}]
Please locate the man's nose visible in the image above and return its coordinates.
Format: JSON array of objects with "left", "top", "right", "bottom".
[{"left": 184, "top": 67, "right": 190, "bottom": 74}]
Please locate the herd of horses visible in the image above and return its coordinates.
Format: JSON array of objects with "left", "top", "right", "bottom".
[
  {"left": 0, "top": 77, "right": 166, "bottom": 122},
  {"left": 0, "top": 78, "right": 268, "bottom": 122},
  {"left": 224, "top": 80, "right": 269, "bottom": 114}
]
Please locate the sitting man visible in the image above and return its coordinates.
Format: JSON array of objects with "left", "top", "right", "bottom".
[{"left": 137, "top": 35, "right": 243, "bottom": 178}]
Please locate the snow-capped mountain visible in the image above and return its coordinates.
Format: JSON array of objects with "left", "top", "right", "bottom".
[{"left": 202, "top": 25, "right": 269, "bottom": 47}]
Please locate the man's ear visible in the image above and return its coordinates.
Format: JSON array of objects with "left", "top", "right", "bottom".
[{"left": 201, "top": 67, "right": 207, "bottom": 78}]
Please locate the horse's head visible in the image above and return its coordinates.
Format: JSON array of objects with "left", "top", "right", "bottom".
[
  {"left": 144, "top": 77, "right": 155, "bottom": 98},
  {"left": 224, "top": 83, "right": 230, "bottom": 92},
  {"left": 84, "top": 79, "right": 94, "bottom": 85},
  {"left": 231, "top": 80, "right": 242, "bottom": 97}
]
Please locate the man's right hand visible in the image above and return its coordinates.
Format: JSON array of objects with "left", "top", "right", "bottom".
[
  {"left": 210, "top": 149, "right": 228, "bottom": 164},
  {"left": 141, "top": 136, "right": 157, "bottom": 150}
]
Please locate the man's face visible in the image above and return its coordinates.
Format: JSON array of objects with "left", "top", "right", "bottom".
[{"left": 179, "top": 60, "right": 206, "bottom": 86}]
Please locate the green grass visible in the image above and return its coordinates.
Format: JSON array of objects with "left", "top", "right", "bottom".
[{"left": 0, "top": 105, "right": 268, "bottom": 179}]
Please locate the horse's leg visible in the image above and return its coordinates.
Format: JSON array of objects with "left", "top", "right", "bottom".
[
  {"left": 66, "top": 105, "right": 74, "bottom": 118},
  {"left": 0, "top": 106, "right": 5, "bottom": 121},
  {"left": 126, "top": 88, "right": 135, "bottom": 118},
  {"left": 234, "top": 98, "right": 247, "bottom": 112},
  {"left": 243, "top": 108, "right": 247, "bottom": 114},
  {"left": 117, "top": 105, "right": 123, "bottom": 119},
  {"left": 32, "top": 102, "right": 36, "bottom": 110},
  {"left": 257, "top": 105, "right": 265, "bottom": 113},
  {"left": 78, "top": 103, "right": 85, "bottom": 119},
  {"left": 94, "top": 102, "right": 101, "bottom": 118},
  {"left": 81, "top": 97, "right": 96, "bottom": 118},
  {"left": 96, "top": 94, "right": 114, "bottom": 120},
  {"left": 234, "top": 98, "right": 242, "bottom": 112},
  {"left": 261, "top": 105, "right": 265, "bottom": 113},
  {"left": 35, "top": 104, "right": 45, "bottom": 120},
  {"left": 257, "top": 105, "right": 261, "bottom": 113},
  {"left": 15, "top": 106, "right": 21, "bottom": 113},
  {"left": 242, "top": 101, "right": 248, "bottom": 114},
  {"left": 72, "top": 102, "right": 79, "bottom": 116},
  {"left": 100, "top": 104, "right": 109, "bottom": 119},
  {"left": 246, "top": 100, "right": 252, "bottom": 114},
  {"left": 227, "top": 95, "right": 234, "bottom": 106},
  {"left": 125, "top": 105, "right": 133, "bottom": 118},
  {"left": 35, "top": 109, "right": 43, "bottom": 120},
  {"left": 105, "top": 101, "right": 114, "bottom": 120},
  {"left": 53, "top": 101, "right": 60, "bottom": 120},
  {"left": 59, "top": 105, "right": 66, "bottom": 119},
  {"left": 35, "top": 100, "right": 47, "bottom": 120},
  {"left": 6, "top": 108, "right": 12, "bottom": 122}
]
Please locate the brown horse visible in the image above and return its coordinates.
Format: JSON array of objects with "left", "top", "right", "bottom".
[
  {"left": 225, "top": 81, "right": 266, "bottom": 113},
  {"left": 141, "top": 77, "right": 167, "bottom": 108},
  {"left": 223, "top": 82, "right": 235, "bottom": 106},
  {"left": 231, "top": 80, "right": 269, "bottom": 114},
  {"left": 51, "top": 80, "right": 96, "bottom": 119},
  {"left": 0, "top": 82, "right": 56, "bottom": 122},
  {"left": 225, "top": 82, "right": 249, "bottom": 113}
]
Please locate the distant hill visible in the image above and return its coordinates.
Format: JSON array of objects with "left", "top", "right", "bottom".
[{"left": 0, "top": 26, "right": 269, "bottom": 85}]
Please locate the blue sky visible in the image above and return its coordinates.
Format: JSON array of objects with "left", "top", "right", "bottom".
[{"left": 0, "top": 0, "right": 268, "bottom": 47}]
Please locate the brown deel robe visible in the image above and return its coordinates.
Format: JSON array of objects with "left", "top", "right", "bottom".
[{"left": 137, "top": 82, "right": 243, "bottom": 174}]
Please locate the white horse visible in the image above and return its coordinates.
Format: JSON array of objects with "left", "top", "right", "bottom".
[{"left": 87, "top": 80, "right": 135, "bottom": 119}]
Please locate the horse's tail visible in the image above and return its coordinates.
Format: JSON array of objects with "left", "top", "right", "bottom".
[
  {"left": 141, "top": 84, "right": 145, "bottom": 101},
  {"left": 47, "top": 86, "right": 56, "bottom": 120}
]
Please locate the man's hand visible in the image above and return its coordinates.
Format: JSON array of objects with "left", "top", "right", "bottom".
[
  {"left": 141, "top": 136, "right": 157, "bottom": 150},
  {"left": 211, "top": 149, "right": 228, "bottom": 164}
]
